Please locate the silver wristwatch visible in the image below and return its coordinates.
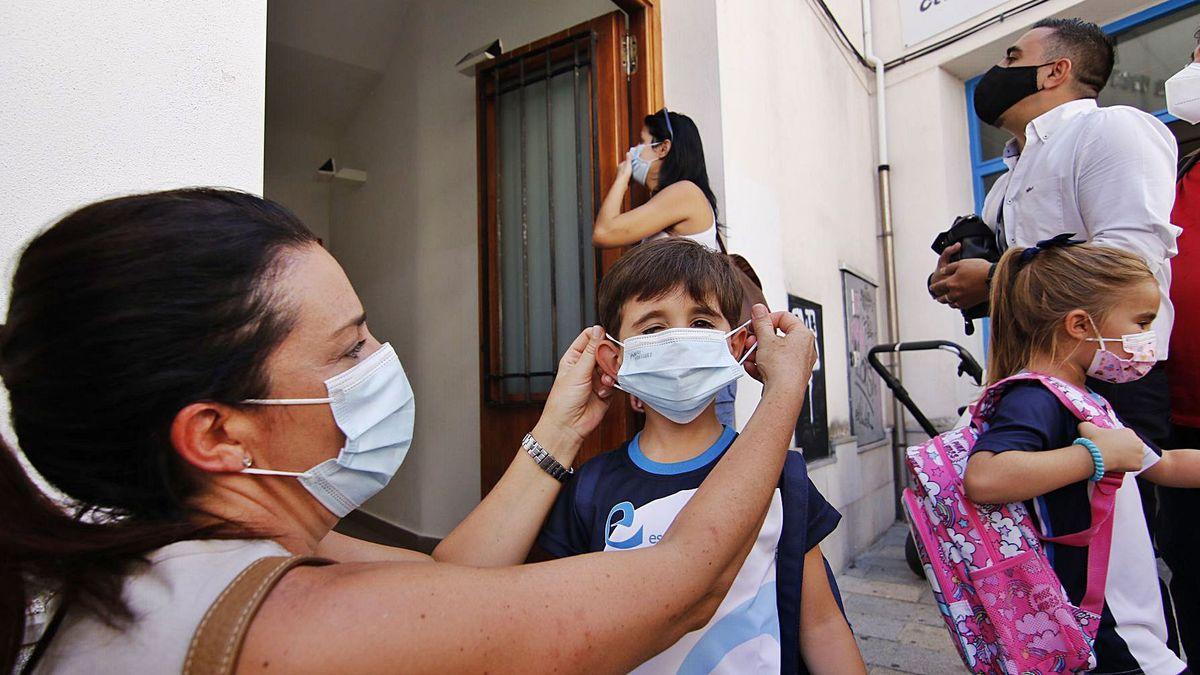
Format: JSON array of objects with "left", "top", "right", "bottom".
[{"left": 521, "top": 433, "right": 575, "bottom": 482}]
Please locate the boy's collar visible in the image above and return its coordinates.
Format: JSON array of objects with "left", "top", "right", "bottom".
[{"left": 628, "top": 423, "right": 735, "bottom": 475}]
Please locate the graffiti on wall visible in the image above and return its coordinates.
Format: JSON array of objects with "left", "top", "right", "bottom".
[{"left": 842, "top": 270, "right": 885, "bottom": 445}]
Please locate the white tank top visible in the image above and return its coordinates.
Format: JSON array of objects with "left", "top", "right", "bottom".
[
  {"left": 33, "top": 538, "right": 289, "bottom": 674},
  {"left": 644, "top": 215, "right": 721, "bottom": 252}
]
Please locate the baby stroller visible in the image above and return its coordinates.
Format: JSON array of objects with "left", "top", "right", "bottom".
[{"left": 867, "top": 340, "right": 983, "bottom": 576}]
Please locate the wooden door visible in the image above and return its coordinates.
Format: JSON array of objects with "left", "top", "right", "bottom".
[{"left": 476, "top": 11, "right": 641, "bottom": 495}]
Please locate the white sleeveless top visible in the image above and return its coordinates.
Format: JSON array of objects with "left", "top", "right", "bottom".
[
  {"left": 33, "top": 538, "right": 289, "bottom": 674},
  {"left": 644, "top": 216, "right": 721, "bottom": 252}
]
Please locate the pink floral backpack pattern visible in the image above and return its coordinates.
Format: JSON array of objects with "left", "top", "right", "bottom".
[{"left": 901, "top": 373, "right": 1124, "bottom": 674}]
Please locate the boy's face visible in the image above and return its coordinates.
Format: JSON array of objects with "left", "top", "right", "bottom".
[{"left": 596, "top": 286, "right": 748, "bottom": 391}]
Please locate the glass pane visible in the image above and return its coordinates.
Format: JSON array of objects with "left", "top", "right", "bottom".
[
  {"left": 978, "top": 120, "right": 1010, "bottom": 161},
  {"left": 497, "top": 53, "right": 595, "bottom": 396},
  {"left": 982, "top": 169, "right": 1007, "bottom": 197},
  {"left": 1101, "top": 4, "right": 1200, "bottom": 114}
]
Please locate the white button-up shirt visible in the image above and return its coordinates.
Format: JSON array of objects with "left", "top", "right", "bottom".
[{"left": 982, "top": 99, "right": 1181, "bottom": 357}]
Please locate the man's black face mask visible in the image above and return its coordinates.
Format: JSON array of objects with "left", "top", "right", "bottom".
[{"left": 973, "top": 62, "right": 1054, "bottom": 127}]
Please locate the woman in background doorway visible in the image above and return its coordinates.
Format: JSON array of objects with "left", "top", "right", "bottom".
[{"left": 593, "top": 108, "right": 739, "bottom": 426}]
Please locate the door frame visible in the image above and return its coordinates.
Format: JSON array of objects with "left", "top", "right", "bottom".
[{"left": 473, "top": 1, "right": 663, "bottom": 498}]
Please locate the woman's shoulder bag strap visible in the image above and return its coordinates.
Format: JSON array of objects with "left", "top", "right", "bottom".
[{"left": 184, "top": 554, "right": 333, "bottom": 675}]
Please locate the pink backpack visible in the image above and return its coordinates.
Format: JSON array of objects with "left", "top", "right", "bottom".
[{"left": 901, "top": 373, "right": 1124, "bottom": 674}]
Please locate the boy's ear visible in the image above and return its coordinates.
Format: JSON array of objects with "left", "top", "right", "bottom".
[
  {"left": 729, "top": 327, "right": 749, "bottom": 360},
  {"left": 597, "top": 340, "right": 622, "bottom": 379}
]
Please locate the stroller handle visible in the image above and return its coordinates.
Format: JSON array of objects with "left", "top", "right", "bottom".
[{"left": 867, "top": 340, "right": 984, "bottom": 438}]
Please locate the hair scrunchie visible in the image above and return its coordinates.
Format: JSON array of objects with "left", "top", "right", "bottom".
[{"left": 1017, "top": 232, "right": 1085, "bottom": 268}]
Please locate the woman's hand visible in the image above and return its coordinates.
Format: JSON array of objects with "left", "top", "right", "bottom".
[
  {"left": 533, "top": 326, "right": 614, "bottom": 455},
  {"left": 741, "top": 304, "right": 816, "bottom": 393},
  {"left": 1078, "top": 422, "right": 1145, "bottom": 473},
  {"left": 616, "top": 155, "right": 633, "bottom": 184}
]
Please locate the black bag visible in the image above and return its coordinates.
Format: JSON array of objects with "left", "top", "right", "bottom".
[{"left": 930, "top": 214, "right": 1001, "bottom": 335}]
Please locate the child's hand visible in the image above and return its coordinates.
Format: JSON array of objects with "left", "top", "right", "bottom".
[{"left": 1078, "top": 422, "right": 1145, "bottom": 473}]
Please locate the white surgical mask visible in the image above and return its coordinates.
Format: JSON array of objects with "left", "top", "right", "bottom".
[
  {"left": 608, "top": 321, "right": 754, "bottom": 424},
  {"left": 628, "top": 143, "right": 662, "bottom": 186},
  {"left": 1166, "top": 63, "right": 1200, "bottom": 124},
  {"left": 1083, "top": 319, "right": 1157, "bottom": 384},
  {"left": 240, "top": 342, "right": 415, "bottom": 517}
]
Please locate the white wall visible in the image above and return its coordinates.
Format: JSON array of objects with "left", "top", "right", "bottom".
[
  {"left": 0, "top": 0, "right": 267, "bottom": 309},
  {"left": 264, "top": 125, "right": 336, "bottom": 243},
  {"left": 715, "top": 0, "right": 881, "bottom": 439},
  {"left": 331, "top": 0, "right": 613, "bottom": 537},
  {"left": 661, "top": 0, "right": 727, "bottom": 220},
  {"left": 709, "top": 0, "right": 895, "bottom": 566}
]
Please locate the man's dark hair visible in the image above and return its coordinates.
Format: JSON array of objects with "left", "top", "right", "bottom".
[
  {"left": 598, "top": 238, "right": 742, "bottom": 336},
  {"left": 1032, "top": 17, "right": 1115, "bottom": 96}
]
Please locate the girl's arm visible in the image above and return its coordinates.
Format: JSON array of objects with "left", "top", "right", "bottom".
[
  {"left": 965, "top": 421, "right": 1147, "bottom": 504},
  {"left": 1142, "top": 449, "right": 1200, "bottom": 487},
  {"left": 799, "top": 546, "right": 866, "bottom": 675},
  {"left": 964, "top": 448, "right": 1095, "bottom": 503},
  {"left": 593, "top": 176, "right": 705, "bottom": 248},
  {"left": 241, "top": 309, "right": 818, "bottom": 673}
]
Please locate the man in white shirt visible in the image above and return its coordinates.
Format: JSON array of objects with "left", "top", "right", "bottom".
[
  {"left": 930, "top": 18, "right": 1179, "bottom": 441},
  {"left": 930, "top": 18, "right": 1183, "bottom": 659},
  {"left": 930, "top": 18, "right": 1178, "bottom": 365}
]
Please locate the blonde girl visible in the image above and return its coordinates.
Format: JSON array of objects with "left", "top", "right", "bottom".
[{"left": 963, "top": 239, "right": 1199, "bottom": 675}]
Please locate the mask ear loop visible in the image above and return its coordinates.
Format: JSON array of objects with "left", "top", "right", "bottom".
[
  {"left": 1083, "top": 316, "right": 1112, "bottom": 353},
  {"left": 241, "top": 467, "right": 305, "bottom": 477},
  {"left": 726, "top": 319, "right": 758, "bottom": 365}
]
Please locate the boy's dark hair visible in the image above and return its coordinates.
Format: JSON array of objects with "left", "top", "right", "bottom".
[
  {"left": 598, "top": 238, "right": 743, "bottom": 335},
  {"left": 1032, "top": 18, "right": 1115, "bottom": 96}
]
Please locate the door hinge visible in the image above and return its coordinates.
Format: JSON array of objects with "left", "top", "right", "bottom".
[{"left": 621, "top": 33, "right": 637, "bottom": 76}]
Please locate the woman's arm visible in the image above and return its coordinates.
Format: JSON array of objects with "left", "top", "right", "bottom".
[
  {"left": 1143, "top": 449, "right": 1200, "bottom": 487},
  {"left": 799, "top": 547, "right": 866, "bottom": 675},
  {"left": 242, "top": 307, "right": 817, "bottom": 674},
  {"left": 592, "top": 173, "right": 707, "bottom": 248},
  {"left": 431, "top": 327, "right": 612, "bottom": 567},
  {"left": 315, "top": 530, "right": 432, "bottom": 563}
]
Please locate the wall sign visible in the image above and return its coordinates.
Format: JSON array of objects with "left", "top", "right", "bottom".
[
  {"left": 899, "top": 0, "right": 1008, "bottom": 47},
  {"left": 789, "top": 295, "right": 829, "bottom": 460},
  {"left": 842, "top": 270, "right": 885, "bottom": 446}
]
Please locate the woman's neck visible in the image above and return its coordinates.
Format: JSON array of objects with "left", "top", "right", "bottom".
[{"left": 193, "top": 477, "right": 336, "bottom": 555}]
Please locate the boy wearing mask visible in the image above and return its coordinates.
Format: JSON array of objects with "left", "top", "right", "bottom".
[{"left": 537, "top": 239, "right": 864, "bottom": 674}]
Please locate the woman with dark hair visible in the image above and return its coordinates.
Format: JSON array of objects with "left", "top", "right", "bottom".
[
  {"left": 592, "top": 108, "right": 722, "bottom": 251},
  {"left": 593, "top": 109, "right": 743, "bottom": 426},
  {"left": 0, "top": 188, "right": 815, "bottom": 673}
]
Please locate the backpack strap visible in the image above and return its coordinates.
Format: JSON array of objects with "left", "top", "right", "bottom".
[
  {"left": 776, "top": 452, "right": 809, "bottom": 675},
  {"left": 184, "top": 554, "right": 333, "bottom": 675},
  {"left": 973, "top": 373, "right": 1124, "bottom": 620}
]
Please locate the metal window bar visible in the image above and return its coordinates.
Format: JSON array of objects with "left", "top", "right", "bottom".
[
  {"left": 483, "top": 32, "right": 598, "bottom": 404},
  {"left": 544, "top": 47, "right": 559, "bottom": 374}
]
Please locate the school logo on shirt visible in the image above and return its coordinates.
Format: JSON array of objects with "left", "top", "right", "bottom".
[{"left": 604, "top": 501, "right": 644, "bottom": 549}]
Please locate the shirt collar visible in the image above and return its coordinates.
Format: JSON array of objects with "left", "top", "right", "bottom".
[{"left": 1026, "top": 98, "right": 1097, "bottom": 145}]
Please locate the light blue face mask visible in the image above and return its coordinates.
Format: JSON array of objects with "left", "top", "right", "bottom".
[
  {"left": 628, "top": 142, "right": 663, "bottom": 186},
  {"left": 607, "top": 321, "right": 755, "bottom": 424},
  {"left": 240, "top": 342, "right": 415, "bottom": 517}
]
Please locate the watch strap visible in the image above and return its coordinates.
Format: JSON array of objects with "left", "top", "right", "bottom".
[{"left": 522, "top": 433, "right": 575, "bottom": 482}]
